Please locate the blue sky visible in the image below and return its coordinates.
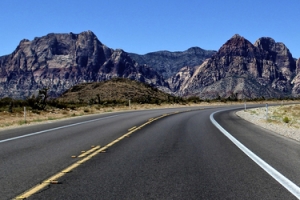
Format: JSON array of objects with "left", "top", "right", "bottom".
[{"left": 0, "top": 1, "right": 299, "bottom": 58}]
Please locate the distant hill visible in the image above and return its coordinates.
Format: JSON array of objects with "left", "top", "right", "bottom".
[
  {"left": 128, "top": 47, "right": 216, "bottom": 79},
  {"left": 58, "top": 78, "right": 176, "bottom": 104}
]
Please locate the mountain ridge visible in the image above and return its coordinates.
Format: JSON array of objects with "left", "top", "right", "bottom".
[
  {"left": 175, "top": 34, "right": 298, "bottom": 99},
  {"left": 0, "top": 31, "right": 299, "bottom": 100},
  {"left": 0, "top": 31, "right": 168, "bottom": 99},
  {"left": 128, "top": 47, "right": 216, "bottom": 79}
]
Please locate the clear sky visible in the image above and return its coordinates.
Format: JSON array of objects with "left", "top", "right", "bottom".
[{"left": 0, "top": 0, "right": 299, "bottom": 58}]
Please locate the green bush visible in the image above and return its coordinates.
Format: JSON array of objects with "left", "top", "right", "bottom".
[{"left": 283, "top": 116, "right": 290, "bottom": 123}]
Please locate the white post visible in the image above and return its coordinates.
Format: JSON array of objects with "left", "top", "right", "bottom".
[
  {"left": 24, "top": 107, "right": 26, "bottom": 123},
  {"left": 266, "top": 103, "right": 268, "bottom": 120},
  {"left": 129, "top": 100, "right": 131, "bottom": 108},
  {"left": 244, "top": 102, "right": 246, "bottom": 111}
]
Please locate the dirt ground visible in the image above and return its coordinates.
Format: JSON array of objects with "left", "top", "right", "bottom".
[
  {"left": 0, "top": 101, "right": 298, "bottom": 131},
  {"left": 0, "top": 103, "right": 203, "bottom": 130}
]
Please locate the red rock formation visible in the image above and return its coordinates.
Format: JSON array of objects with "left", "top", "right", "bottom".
[
  {"left": 177, "top": 34, "right": 297, "bottom": 99},
  {"left": 0, "top": 31, "right": 167, "bottom": 98}
]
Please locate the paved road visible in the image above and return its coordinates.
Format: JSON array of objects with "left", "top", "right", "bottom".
[{"left": 1, "top": 105, "right": 299, "bottom": 199}]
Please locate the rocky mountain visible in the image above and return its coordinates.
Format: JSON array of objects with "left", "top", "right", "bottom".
[
  {"left": 292, "top": 58, "right": 300, "bottom": 95},
  {"left": 167, "top": 66, "right": 195, "bottom": 92},
  {"left": 0, "top": 31, "right": 168, "bottom": 99},
  {"left": 0, "top": 31, "right": 299, "bottom": 100},
  {"left": 175, "top": 34, "right": 298, "bottom": 99},
  {"left": 128, "top": 47, "right": 216, "bottom": 79}
]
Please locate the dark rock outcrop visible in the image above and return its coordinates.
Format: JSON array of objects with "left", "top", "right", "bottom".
[
  {"left": 0, "top": 31, "right": 167, "bottom": 99},
  {"left": 128, "top": 47, "right": 216, "bottom": 79},
  {"left": 177, "top": 34, "right": 297, "bottom": 99}
]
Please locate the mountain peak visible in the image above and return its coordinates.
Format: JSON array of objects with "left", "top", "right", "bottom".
[
  {"left": 217, "top": 34, "right": 255, "bottom": 57},
  {"left": 231, "top": 34, "right": 243, "bottom": 39},
  {"left": 254, "top": 37, "right": 276, "bottom": 50},
  {"left": 79, "top": 30, "right": 96, "bottom": 37}
]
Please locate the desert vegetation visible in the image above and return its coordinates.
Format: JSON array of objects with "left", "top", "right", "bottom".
[
  {"left": 240, "top": 104, "right": 300, "bottom": 128},
  {"left": 236, "top": 104, "right": 300, "bottom": 141},
  {"left": 0, "top": 78, "right": 299, "bottom": 129}
]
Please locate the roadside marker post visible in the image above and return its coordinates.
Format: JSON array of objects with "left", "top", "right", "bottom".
[
  {"left": 266, "top": 103, "right": 268, "bottom": 120},
  {"left": 24, "top": 107, "right": 26, "bottom": 123}
]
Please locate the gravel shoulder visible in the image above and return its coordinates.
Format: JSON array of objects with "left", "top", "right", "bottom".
[{"left": 236, "top": 104, "right": 300, "bottom": 141}]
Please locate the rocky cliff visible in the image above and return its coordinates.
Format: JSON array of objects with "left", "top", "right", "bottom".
[
  {"left": 292, "top": 58, "right": 300, "bottom": 96},
  {"left": 128, "top": 47, "right": 216, "bottom": 79},
  {"left": 0, "top": 31, "right": 299, "bottom": 100},
  {"left": 176, "top": 34, "right": 298, "bottom": 99},
  {"left": 0, "top": 31, "right": 167, "bottom": 99}
]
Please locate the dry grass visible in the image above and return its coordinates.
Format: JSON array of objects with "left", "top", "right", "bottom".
[
  {"left": 243, "top": 104, "right": 300, "bottom": 128},
  {"left": 1, "top": 101, "right": 299, "bottom": 131},
  {"left": 0, "top": 103, "right": 197, "bottom": 130},
  {"left": 237, "top": 103, "right": 300, "bottom": 141}
]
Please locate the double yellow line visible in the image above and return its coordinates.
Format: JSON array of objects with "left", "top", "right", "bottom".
[{"left": 14, "top": 111, "right": 186, "bottom": 199}]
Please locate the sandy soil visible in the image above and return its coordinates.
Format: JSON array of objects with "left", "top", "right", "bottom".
[{"left": 236, "top": 104, "right": 300, "bottom": 141}]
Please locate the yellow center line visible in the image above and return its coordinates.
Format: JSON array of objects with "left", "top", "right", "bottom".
[
  {"left": 78, "top": 146, "right": 101, "bottom": 158},
  {"left": 128, "top": 126, "right": 137, "bottom": 131},
  {"left": 14, "top": 110, "right": 190, "bottom": 199},
  {"left": 148, "top": 118, "right": 154, "bottom": 122}
]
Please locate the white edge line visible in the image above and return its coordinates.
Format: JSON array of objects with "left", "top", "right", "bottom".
[
  {"left": 0, "top": 115, "right": 120, "bottom": 144},
  {"left": 210, "top": 110, "right": 300, "bottom": 198}
]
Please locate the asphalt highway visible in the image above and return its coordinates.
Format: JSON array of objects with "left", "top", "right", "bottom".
[{"left": 0, "top": 105, "right": 299, "bottom": 199}]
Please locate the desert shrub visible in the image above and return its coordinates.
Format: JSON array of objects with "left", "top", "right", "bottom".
[
  {"left": 155, "top": 99, "right": 161, "bottom": 105},
  {"left": 48, "top": 100, "right": 68, "bottom": 109},
  {"left": 62, "top": 110, "right": 68, "bottom": 115},
  {"left": 0, "top": 97, "right": 13, "bottom": 108},
  {"left": 283, "top": 116, "right": 290, "bottom": 123},
  {"left": 187, "top": 96, "right": 201, "bottom": 103},
  {"left": 32, "top": 110, "right": 41, "bottom": 114}
]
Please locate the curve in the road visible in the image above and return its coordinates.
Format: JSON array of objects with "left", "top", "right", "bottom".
[{"left": 210, "top": 109, "right": 300, "bottom": 199}]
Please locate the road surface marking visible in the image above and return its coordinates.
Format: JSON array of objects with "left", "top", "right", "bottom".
[
  {"left": 78, "top": 145, "right": 101, "bottom": 158},
  {"left": 128, "top": 126, "right": 137, "bottom": 131},
  {"left": 210, "top": 110, "right": 300, "bottom": 199},
  {"left": 14, "top": 111, "right": 185, "bottom": 199},
  {"left": 0, "top": 115, "right": 120, "bottom": 144}
]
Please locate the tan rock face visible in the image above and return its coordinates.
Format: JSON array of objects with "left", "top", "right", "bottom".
[
  {"left": 167, "top": 66, "right": 195, "bottom": 93},
  {"left": 0, "top": 31, "right": 167, "bottom": 99},
  {"left": 176, "top": 35, "right": 297, "bottom": 99},
  {"left": 291, "top": 58, "right": 300, "bottom": 97}
]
